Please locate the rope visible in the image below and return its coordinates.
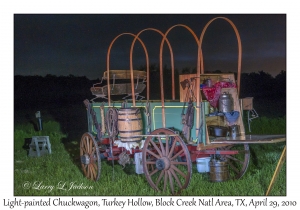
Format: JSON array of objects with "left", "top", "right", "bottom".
[
  {"left": 104, "top": 107, "right": 118, "bottom": 181},
  {"left": 100, "top": 102, "right": 106, "bottom": 134},
  {"left": 182, "top": 100, "right": 194, "bottom": 142},
  {"left": 186, "top": 101, "right": 194, "bottom": 128},
  {"left": 105, "top": 107, "right": 118, "bottom": 138}
]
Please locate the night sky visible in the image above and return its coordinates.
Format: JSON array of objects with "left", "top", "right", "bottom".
[{"left": 14, "top": 14, "right": 286, "bottom": 79}]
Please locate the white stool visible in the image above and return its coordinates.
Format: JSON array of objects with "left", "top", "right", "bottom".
[{"left": 29, "top": 136, "right": 51, "bottom": 157}]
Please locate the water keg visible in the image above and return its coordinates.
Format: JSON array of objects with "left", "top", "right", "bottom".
[
  {"left": 218, "top": 92, "right": 233, "bottom": 113},
  {"left": 118, "top": 108, "right": 143, "bottom": 142}
]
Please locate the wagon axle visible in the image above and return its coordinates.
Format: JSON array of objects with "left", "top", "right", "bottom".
[
  {"left": 80, "top": 154, "right": 90, "bottom": 165},
  {"left": 156, "top": 157, "right": 170, "bottom": 170}
]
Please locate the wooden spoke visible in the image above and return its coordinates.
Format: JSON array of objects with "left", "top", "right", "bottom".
[
  {"left": 168, "top": 138, "right": 178, "bottom": 158},
  {"left": 149, "top": 138, "right": 163, "bottom": 157},
  {"left": 146, "top": 161, "right": 156, "bottom": 165},
  {"left": 219, "top": 144, "right": 250, "bottom": 179},
  {"left": 227, "top": 160, "right": 240, "bottom": 174},
  {"left": 145, "top": 149, "right": 160, "bottom": 159},
  {"left": 163, "top": 171, "right": 168, "bottom": 192},
  {"left": 81, "top": 142, "right": 88, "bottom": 154},
  {"left": 158, "top": 137, "right": 166, "bottom": 156},
  {"left": 165, "top": 136, "right": 169, "bottom": 156},
  {"left": 171, "top": 164, "right": 187, "bottom": 178},
  {"left": 150, "top": 168, "right": 159, "bottom": 176},
  {"left": 155, "top": 170, "right": 165, "bottom": 187},
  {"left": 171, "top": 161, "right": 188, "bottom": 165},
  {"left": 169, "top": 168, "right": 183, "bottom": 189},
  {"left": 170, "top": 149, "right": 184, "bottom": 161},
  {"left": 226, "top": 155, "right": 244, "bottom": 164},
  {"left": 90, "top": 146, "right": 96, "bottom": 156},
  {"left": 168, "top": 171, "right": 174, "bottom": 194}
]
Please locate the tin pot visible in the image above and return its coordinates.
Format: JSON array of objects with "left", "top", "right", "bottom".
[{"left": 209, "top": 126, "right": 229, "bottom": 137}]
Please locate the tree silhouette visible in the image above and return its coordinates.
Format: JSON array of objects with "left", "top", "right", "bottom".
[{"left": 14, "top": 69, "right": 286, "bottom": 117}]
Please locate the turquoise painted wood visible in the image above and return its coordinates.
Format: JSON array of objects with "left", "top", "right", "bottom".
[{"left": 87, "top": 100, "right": 206, "bottom": 145}]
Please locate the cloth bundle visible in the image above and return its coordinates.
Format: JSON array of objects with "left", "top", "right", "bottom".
[{"left": 202, "top": 81, "right": 237, "bottom": 108}]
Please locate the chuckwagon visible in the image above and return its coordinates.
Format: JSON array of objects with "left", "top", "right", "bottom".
[{"left": 79, "top": 17, "right": 286, "bottom": 195}]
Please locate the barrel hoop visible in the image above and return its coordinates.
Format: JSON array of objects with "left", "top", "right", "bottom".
[
  {"left": 118, "top": 118, "right": 142, "bottom": 121},
  {"left": 118, "top": 113, "right": 140, "bottom": 116},
  {"left": 119, "top": 129, "right": 143, "bottom": 133},
  {"left": 119, "top": 136, "right": 142, "bottom": 139}
]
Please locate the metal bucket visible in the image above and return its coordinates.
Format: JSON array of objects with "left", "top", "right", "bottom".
[
  {"left": 209, "top": 159, "right": 229, "bottom": 182},
  {"left": 218, "top": 92, "right": 233, "bottom": 113},
  {"left": 196, "top": 157, "right": 211, "bottom": 173},
  {"left": 208, "top": 125, "right": 229, "bottom": 137},
  {"left": 229, "top": 124, "right": 240, "bottom": 138},
  {"left": 118, "top": 108, "right": 143, "bottom": 142}
]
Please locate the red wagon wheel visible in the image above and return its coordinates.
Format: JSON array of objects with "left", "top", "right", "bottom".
[
  {"left": 142, "top": 128, "right": 192, "bottom": 195},
  {"left": 80, "top": 132, "right": 101, "bottom": 181},
  {"left": 219, "top": 144, "right": 250, "bottom": 179}
]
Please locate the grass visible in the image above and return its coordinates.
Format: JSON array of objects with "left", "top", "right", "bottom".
[{"left": 14, "top": 108, "right": 286, "bottom": 196}]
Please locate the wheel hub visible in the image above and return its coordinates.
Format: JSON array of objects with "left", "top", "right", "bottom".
[
  {"left": 81, "top": 154, "right": 90, "bottom": 165},
  {"left": 156, "top": 157, "right": 170, "bottom": 170}
]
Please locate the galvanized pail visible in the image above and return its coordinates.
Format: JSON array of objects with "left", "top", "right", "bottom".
[
  {"left": 229, "top": 124, "right": 240, "bottom": 138},
  {"left": 209, "top": 159, "right": 229, "bottom": 182}
]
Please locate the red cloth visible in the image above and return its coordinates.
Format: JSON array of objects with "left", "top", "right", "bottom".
[{"left": 202, "top": 81, "right": 237, "bottom": 108}]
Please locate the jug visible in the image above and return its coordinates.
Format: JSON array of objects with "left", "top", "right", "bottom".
[{"left": 205, "top": 78, "right": 212, "bottom": 87}]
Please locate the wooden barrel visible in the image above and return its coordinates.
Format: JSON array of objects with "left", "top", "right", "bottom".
[
  {"left": 209, "top": 159, "right": 229, "bottom": 182},
  {"left": 118, "top": 108, "right": 143, "bottom": 142}
]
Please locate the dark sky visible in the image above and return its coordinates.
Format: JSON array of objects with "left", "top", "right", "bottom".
[{"left": 14, "top": 14, "right": 286, "bottom": 79}]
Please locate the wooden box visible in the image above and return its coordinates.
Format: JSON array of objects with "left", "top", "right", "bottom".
[
  {"left": 242, "top": 97, "right": 253, "bottom": 110},
  {"left": 206, "top": 116, "right": 225, "bottom": 127}
]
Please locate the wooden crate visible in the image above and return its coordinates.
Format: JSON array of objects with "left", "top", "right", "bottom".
[
  {"left": 242, "top": 97, "right": 253, "bottom": 110},
  {"left": 206, "top": 116, "right": 225, "bottom": 126}
]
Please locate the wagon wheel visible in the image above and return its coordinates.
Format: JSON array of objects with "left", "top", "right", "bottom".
[
  {"left": 142, "top": 128, "right": 192, "bottom": 195},
  {"left": 80, "top": 132, "right": 101, "bottom": 181},
  {"left": 219, "top": 144, "right": 250, "bottom": 179}
]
